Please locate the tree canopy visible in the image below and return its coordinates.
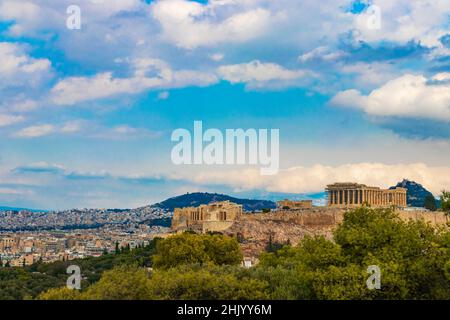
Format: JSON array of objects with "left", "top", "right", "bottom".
[{"left": 27, "top": 207, "right": 450, "bottom": 300}]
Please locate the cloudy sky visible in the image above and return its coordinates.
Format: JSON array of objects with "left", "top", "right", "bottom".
[{"left": 0, "top": 0, "right": 449, "bottom": 209}]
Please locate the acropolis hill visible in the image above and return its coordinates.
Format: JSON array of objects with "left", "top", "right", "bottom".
[{"left": 171, "top": 182, "right": 448, "bottom": 258}]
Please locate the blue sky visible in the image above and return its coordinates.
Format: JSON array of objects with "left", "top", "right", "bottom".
[{"left": 0, "top": 0, "right": 449, "bottom": 209}]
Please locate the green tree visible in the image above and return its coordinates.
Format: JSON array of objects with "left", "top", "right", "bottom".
[
  {"left": 152, "top": 233, "right": 242, "bottom": 269},
  {"left": 39, "top": 287, "right": 81, "bottom": 300},
  {"left": 334, "top": 207, "right": 449, "bottom": 299},
  {"left": 440, "top": 190, "right": 450, "bottom": 216},
  {"left": 258, "top": 207, "right": 449, "bottom": 300},
  {"left": 82, "top": 265, "right": 153, "bottom": 300},
  {"left": 424, "top": 194, "right": 437, "bottom": 211},
  {"left": 147, "top": 265, "right": 269, "bottom": 300}
]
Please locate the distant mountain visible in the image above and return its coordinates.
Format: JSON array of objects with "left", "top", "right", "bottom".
[
  {"left": 390, "top": 179, "right": 437, "bottom": 208},
  {"left": 0, "top": 206, "right": 46, "bottom": 212},
  {"left": 152, "top": 192, "right": 276, "bottom": 212},
  {"left": 233, "top": 191, "right": 327, "bottom": 206}
]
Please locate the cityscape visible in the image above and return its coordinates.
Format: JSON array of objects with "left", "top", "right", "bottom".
[{"left": 0, "top": 206, "right": 170, "bottom": 266}]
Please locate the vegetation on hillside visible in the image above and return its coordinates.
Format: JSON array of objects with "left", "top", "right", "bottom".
[
  {"left": 441, "top": 190, "right": 450, "bottom": 216},
  {"left": 1, "top": 206, "right": 449, "bottom": 300},
  {"left": 0, "top": 242, "right": 158, "bottom": 300},
  {"left": 36, "top": 207, "right": 449, "bottom": 300},
  {"left": 152, "top": 192, "right": 276, "bottom": 211}
]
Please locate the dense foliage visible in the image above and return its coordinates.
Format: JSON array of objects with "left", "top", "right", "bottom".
[
  {"left": 0, "top": 240, "right": 158, "bottom": 300},
  {"left": 441, "top": 190, "right": 450, "bottom": 216},
  {"left": 152, "top": 232, "right": 243, "bottom": 269},
  {"left": 258, "top": 207, "right": 449, "bottom": 299},
  {"left": 2, "top": 207, "right": 450, "bottom": 300},
  {"left": 424, "top": 194, "right": 437, "bottom": 211}
]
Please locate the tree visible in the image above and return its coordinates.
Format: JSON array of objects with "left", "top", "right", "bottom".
[
  {"left": 39, "top": 287, "right": 81, "bottom": 300},
  {"left": 258, "top": 207, "right": 449, "bottom": 299},
  {"left": 147, "top": 265, "right": 269, "bottom": 300},
  {"left": 265, "top": 232, "right": 284, "bottom": 253},
  {"left": 325, "top": 207, "right": 448, "bottom": 299},
  {"left": 440, "top": 190, "right": 450, "bottom": 216},
  {"left": 424, "top": 194, "right": 437, "bottom": 211},
  {"left": 82, "top": 265, "right": 153, "bottom": 300},
  {"left": 152, "top": 233, "right": 242, "bottom": 269}
]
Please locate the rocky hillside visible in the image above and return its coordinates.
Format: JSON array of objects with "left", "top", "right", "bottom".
[
  {"left": 390, "top": 179, "right": 436, "bottom": 207},
  {"left": 152, "top": 192, "right": 276, "bottom": 212}
]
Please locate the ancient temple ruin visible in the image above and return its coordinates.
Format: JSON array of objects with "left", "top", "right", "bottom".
[
  {"left": 171, "top": 200, "right": 243, "bottom": 233},
  {"left": 326, "top": 182, "right": 407, "bottom": 207}
]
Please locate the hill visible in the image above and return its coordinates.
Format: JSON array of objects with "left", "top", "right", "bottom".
[
  {"left": 390, "top": 179, "right": 438, "bottom": 208},
  {"left": 0, "top": 206, "right": 46, "bottom": 212},
  {"left": 152, "top": 192, "right": 276, "bottom": 212}
]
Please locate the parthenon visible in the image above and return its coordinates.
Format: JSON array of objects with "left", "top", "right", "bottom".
[{"left": 326, "top": 183, "right": 407, "bottom": 207}]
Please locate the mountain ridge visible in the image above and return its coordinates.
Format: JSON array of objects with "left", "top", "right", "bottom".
[
  {"left": 151, "top": 192, "right": 276, "bottom": 212},
  {"left": 390, "top": 179, "right": 438, "bottom": 208}
]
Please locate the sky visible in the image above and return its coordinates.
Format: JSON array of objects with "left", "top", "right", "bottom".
[{"left": 0, "top": 0, "right": 449, "bottom": 210}]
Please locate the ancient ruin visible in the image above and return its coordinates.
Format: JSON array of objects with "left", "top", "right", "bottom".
[
  {"left": 170, "top": 183, "right": 446, "bottom": 258},
  {"left": 326, "top": 182, "right": 407, "bottom": 207},
  {"left": 171, "top": 200, "right": 242, "bottom": 233},
  {"left": 277, "top": 199, "right": 312, "bottom": 209}
]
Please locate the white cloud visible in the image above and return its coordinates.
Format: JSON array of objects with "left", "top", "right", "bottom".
[
  {"left": 8, "top": 99, "right": 39, "bottom": 112},
  {"left": 210, "top": 53, "right": 224, "bottom": 62},
  {"left": 298, "top": 46, "right": 346, "bottom": 63},
  {"left": 177, "top": 162, "right": 450, "bottom": 196},
  {"left": 0, "top": 187, "right": 28, "bottom": 195},
  {"left": 13, "top": 121, "right": 161, "bottom": 140},
  {"left": 330, "top": 73, "right": 450, "bottom": 121},
  {"left": 0, "top": 42, "right": 51, "bottom": 89},
  {"left": 338, "top": 62, "right": 399, "bottom": 88},
  {"left": 218, "top": 60, "right": 311, "bottom": 88},
  {"left": 50, "top": 72, "right": 161, "bottom": 105},
  {"left": 51, "top": 58, "right": 217, "bottom": 105},
  {"left": 0, "top": 0, "right": 143, "bottom": 36},
  {"left": 151, "top": 0, "right": 274, "bottom": 49},
  {"left": 60, "top": 121, "right": 83, "bottom": 133},
  {"left": 15, "top": 124, "right": 56, "bottom": 138},
  {"left": 352, "top": 0, "right": 450, "bottom": 47},
  {"left": 0, "top": 114, "right": 25, "bottom": 127}
]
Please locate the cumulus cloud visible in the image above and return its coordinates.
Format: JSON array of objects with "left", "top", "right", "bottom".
[
  {"left": 176, "top": 162, "right": 450, "bottom": 196},
  {"left": 338, "top": 62, "right": 399, "bottom": 88},
  {"left": 0, "top": 42, "right": 51, "bottom": 89},
  {"left": 330, "top": 73, "right": 450, "bottom": 121},
  {"left": 0, "top": 0, "right": 142, "bottom": 36},
  {"left": 352, "top": 0, "right": 450, "bottom": 47},
  {"left": 151, "top": 0, "right": 275, "bottom": 49},
  {"left": 15, "top": 124, "right": 56, "bottom": 138},
  {"left": 13, "top": 121, "right": 160, "bottom": 140},
  {"left": 218, "top": 60, "right": 312, "bottom": 88},
  {"left": 50, "top": 58, "right": 217, "bottom": 105},
  {"left": 209, "top": 53, "right": 224, "bottom": 62},
  {"left": 0, "top": 114, "right": 25, "bottom": 127},
  {"left": 298, "top": 46, "right": 346, "bottom": 63}
]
